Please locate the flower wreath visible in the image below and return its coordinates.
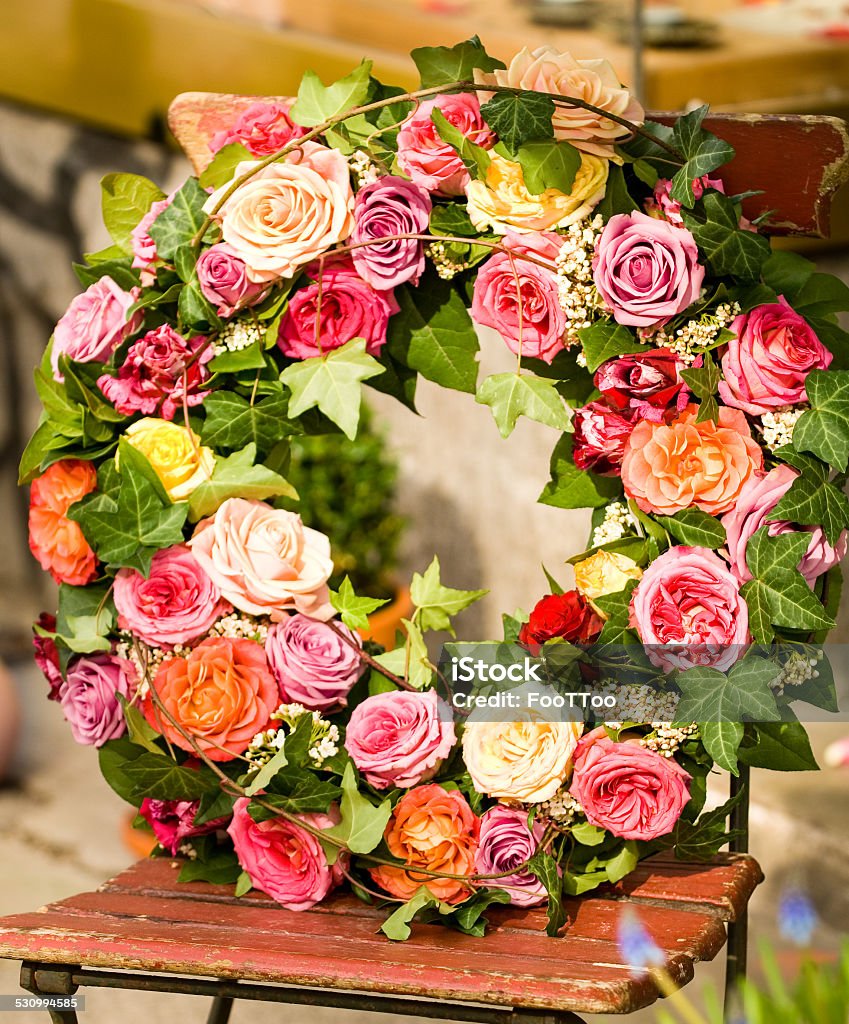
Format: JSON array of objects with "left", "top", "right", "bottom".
[{"left": 23, "top": 38, "right": 848, "bottom": 938}]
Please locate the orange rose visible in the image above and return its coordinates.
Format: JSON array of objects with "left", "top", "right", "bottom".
[
  {"left": 143, "top": 636, "right": 278, "bottom": 761},
  {"left": 621, "top": 404, "right": 763, "bottom": 516},
  {"left": 370, "top": 784, "right": 479, "bottom": 904},
  {"left": 28, "top": 459, "right": 98, "bottom": 585}
]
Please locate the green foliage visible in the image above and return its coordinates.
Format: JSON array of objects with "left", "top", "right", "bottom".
[
  {"left": 475, "top": 372, "right": 571, "bottom": 437},
  {"left": 738, "top": 721, "right": 818, "bottom": 771},
  {"left": 655, "top": 508, "right": 726, "bottom": 549},
  {"left": 538, "top": 433, "right": 623, "bottom": 509},
  {"left": 515, "top": 139, "right": 581, "bottom": 195},
  {"left": 187, "top": 444, "right": 297, "bottom": 522},
  {"left": 668, "top": 105, "right": 735, "bottom": 207},
  {"left": 595, "top": 163, "right": 639, "bottom": 218},
  {"left": 100, "top": 173, "right": 165, "bottom": 254},
  {"left": 680, "top": 351, "right": 720, "bottom": 423},
  {"left": 247, "top": 768, "right": 343, "bottom": 816},
  {"left": 54, "top": 582, "right": 115, "bottom": 654},
  {"left": 330, "top": 577, "right": 389, "bottom": 631},
  {"left": 676, "top": 654, "right": 782, "bottom": 725},
  {"left": 771, "top": 449, "right": 849, "bottom": 546},
  {"left": 791, "top": 369, "right": 849, "bottom": 469},
  {"left": 148, "top": 178, "right": 212, "bottom": 261},
  {"left": 578, "top": 320, "right": 645, "bottom": 373},
  {"left": 479, "top": 91, "right": 555, "bottom": 154},
  {"left": 430, "top": 108, "right": 491, "bottom": 179},
  {"left": 410, "top": 555, "right": 487, "bottom": 634},
  {"left": 665, "top": 788, "right": 747, "bottom": 860},
  {"left": 199, "top": 392, "right": 300, "bottom": 455},
  {"left": 321, "top": 763, "right": 392, "bottom": 862},
  {"left": 290, "top": 59, "right": 373, "bottom": 127},
  {"left": 527, "top": 849, "right": 567, "bottom": 936},
  {"left": 683, "top": 191, "right": 771, "bottom": 282},
  {"left": 198, "top": 142, "right": 252, "bottom": 189},
  {"left": 410, "top": 35, "right": 505, "bottom": 87},
  {"left": 99, "top": 737, "right": 219, "bottom": 805}
]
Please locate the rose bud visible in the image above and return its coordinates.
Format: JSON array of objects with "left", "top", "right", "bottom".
[
  {"left": 595, "top": 348, "right": 684, "bottom": 420},
  {"left": 573, "top": 401, "right": 636, "bottom": 475}
]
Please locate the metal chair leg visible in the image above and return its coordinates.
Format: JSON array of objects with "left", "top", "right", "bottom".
[
  {"left": 206, "top": 994, "right": 234, "bottom": 1024},
  {"left": 19, "top": 963, "right": 79, "bottom": 1024},
  {"left": 724, "top": 762, "right": 751, "bottom": 1015}
]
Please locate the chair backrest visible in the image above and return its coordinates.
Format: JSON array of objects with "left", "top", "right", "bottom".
[{"left": 169, "top": 93, "right": 849, "bottom": 238}]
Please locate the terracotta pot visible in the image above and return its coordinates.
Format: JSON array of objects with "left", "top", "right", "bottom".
[
  {"left": 358, "top": 585, "right": 414, "bottom": 650},
  {"left": 0, "top": 660, "right": 21, "bottom": 783}
]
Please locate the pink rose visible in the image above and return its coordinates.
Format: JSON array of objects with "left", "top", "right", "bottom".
[
  {"left": 471, "top": 231, "right": 567, "bottom": 363},
  {"left": 131, "top": 193, "right": 174, "bottom": 277},
  {"left": 210, "top": 101, "right": 306, "bottom": 157},
  {"left": 595, "top": 348, "right": 684, "bottom": 421},
  {"left": 52, "top": 276, "right": 142, "bottom": 380},
  {"left": 573, "top": 401, "right": 636, "bottom": 475},
  {"left": 189, "top": 499, "right": 334, "bottom": 621},
  {"left": 278, "top": 260, "right": 399, "bottom": 359},
  {"left": 475, "top": 805, "right": 548, "bottom": 907},
  {"left": 228, "top": 798, "right": 345, "bottom": 910},
  {"left": 196, "top": 244, "right": 267, "bottom": 317},
  {"left": 645, "top": 176, "right": 724, "bottom": 227},
  {"left": 265, "top": 614, "right": 364, "bottom": 712},
  {"left": 722, "top": 464, "right": 847, "bottom": 587},
  {"left": 59, "top": 653, "right": 133, "bottom": 748},
  {"left": 629, "top": 546, "right": 749, "bottom": 673},
  {"left": 569, "top": 727, "right": 691, "bottom": 841},
  {"left": 98, "top": 325, "right": 212, "bottom": 420},
  {"left": 351, "top": 175, "right": 432, "bottom": 290},
  {"left": 396, "top": 94, "right": 495, "bottom": 196},
  {"left": 139, "top": 797, "right": 229, "bottom": 855},
  {"left": 344, "top": 688, "right": 456, "bottom": 790},
  {"left": 593, "top": 211, "right": 705, "bottom": 327},
  {"left": 113, "top": 544, "right": 231, "bottom": 647},
  {"left": 718, "top": 298, "right": 832, "bottom": 415}
]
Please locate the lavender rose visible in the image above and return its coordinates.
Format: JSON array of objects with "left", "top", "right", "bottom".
[
  {"left": 722, "top": 465, "right": 847, "bottom": 587},
  {"left": 196, "top": 243, "right": 267, "bottom": 317},
  {"left": 593, "top": 211, "right": 704, "bottom": 327},
  {"left": 59, "top": 653, "right": 133, "bottom": 747},
  {"left": 265, "top": 614, "right": 364, "bottom": 712},
  {"left": 52, "top": 276, "right": 142, "bottom": 381},
  {"left": 351, "top": 176, "right": 432, "bottom": 290},
  {"left": 475, "top": 805, "right": 548, "bottom": 907},
  {"left": 344, "top": 689, "right": 455, "bottom": 790}
]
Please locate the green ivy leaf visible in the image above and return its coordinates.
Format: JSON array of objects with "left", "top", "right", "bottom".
[
  {"left": 198, "top": 142, "right": 252, "bottom": 190},
  {"left": 479, "top": 91, "right": 555, "bottom": 154},
  {"left": 791, "top": 369, "right": 849, "bottom": 470},
  {"left": 148, "top": 178, "right": 211, "bottom": 261},
  {"left": 321, "top": 763, "right": 392, "bottom": 861},
  {"left": 701, "top": 720, "right": 744, "bottom": 774},
  {"left": 677, "top": 655, "right": 781, "bottom": 723},
  {"left": 680, "top": 351, "right": 720, "bottom": 403},
  {"left": 330, "top": 576, "right": 389, "bottom": 631},
  {"left": 410, "top": 555, "right": 487, "bottom": 635},
  {"left": 578, "top": 321, "right": 645, "bottom": 373},
  {"left": 655, "top": 508, "right": 726, "bottom": 548},
  {"left": 429, "top": 203, "right": 479, "bottom": 238},
  {"left": 290, "top": 60, "right": 373, "bottom": 127},
  {"left": 668, "top": 789, "right": 747, "bottom": 860},
  {"left": 188, "top": 443, "right": 298, "bottom": 521},
  {"left": 595, "top": 163, "right": 638, "bottom": 219},
  {"left": 234, "top": 871, "right": 253, "bottom": 898},
  {"left": 100, "top": 173, "right": 166, "bottom": 254},
  {"left": 669, "top": 106, "right": 735, "bottom": 207},
  {"left": 121, "top": 751, "right": 220, "bottom": 801},
  {"left": 402, "top": 616, "right": 434, "bottom": 689},
  {"left": 769, "top": 456, "right": 849, "bottom": 546},
  {"left": 761, "top": 250, "right": 815, "bottom": 300},
  {"left": 250, "top": 770, "right": 343, "bottom": 817},
  {"left": 178, "top": 275, "right": 223, "bottom": 331},
  {"left": 475, "top": 372, "right": 570, "bottom": 438},
  {"left": 738, "top": 721, "right": 818, "bottom": 771},
  {"left": 792, "top": 273, "right": 849, "bottom": 318},
  {"left": 117, "top": 694, "right": 163, "bottom": 754},
  {"left": 605, "top": 840, "right": 640, "bottom": 883},
  {"left": 410, "top": 35, "right": 505, "bottom": 87},
  {"left": 243, "top": 745, "right": 289, "bottom": 797},
  {"left": 430, "top": 108, "right": 491, "bottom": 179},
  {"left": 527, "top": 850, "right": 566, "bottom": 936},
  {"left": 280, "top": 338, "right": 384, "bottom": 440},
  {"left": 538, "top": 433, "right": 622, "bottom": 510},
  {"left": 682, "top": 192, "right": 771, "bottom": 282},
  {"left": 55, "top": 582, "right": 116, "bottom": 654},
  {"left": 200, "top": 392, "right": 300, "bottom": 455},
  {"left": 516, "top": 139, "right": 581, "bottom": 196},
  {"left": 381, "top": 888, "right": 444, "bottom": 940},
  {"left": 178, "top": 847, "right": 242, "bottom": 885}
]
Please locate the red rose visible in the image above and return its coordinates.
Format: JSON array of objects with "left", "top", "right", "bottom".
[
  {"left": 595, "top": 348, "right": 684, "bottom": 421},
  {"left": 519, "top": 591, "right": 602, "bottom": 651},
  {"left": 573, "top": 401, "right": 636, "bottom": 475}
]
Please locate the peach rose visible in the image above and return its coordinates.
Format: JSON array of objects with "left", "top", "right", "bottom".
[
  {"left": 123, "top": 418, "right": 214, "bottom": 502},
  {"left": 370, "top": 784, "right": 479, "bottom": 904},
  {"left": 465, "top": 152, "right": 608, "bottom": 235},
  {"left": 189, "top": 498, "right": 334, "bottom": 621},
  {"left": 462, "top": 705, "right": 584, "bottom": 803},
  {"left": 204, "top": 143, "right": 355, "bottom": 283},
  {"left": 142, "top": 635, "right": 278, "bottom": 761},
  {"left": 621, "top": 404, "right": 763, "bottom": 516},
  {"left": 475, "top": 47, "right": 645, "bottom": 160},
  {"left": 28, "top": 459, "right": 98, "bottom": 585}
]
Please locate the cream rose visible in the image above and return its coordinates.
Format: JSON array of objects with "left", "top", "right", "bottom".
[
  {"left": 574, "top": 549, "right": 642, "bottom": 614},
  {"left": 462, "top": 701, "right": 583, "bottom": 803},
  {"left": 465, "top": 153, "right": 608, "bottom": 234},
  {"left": 123, "top": 418, "right": 214, "bottom": 502},
  {"left": 204, "top": 142, "right": 355, "bottom": 283},
  {"left": 475, "top": 47, "right": 644, "bottom": 161},
  {"left": 189, "top": 498, "right": 334, "bottom": 621}
]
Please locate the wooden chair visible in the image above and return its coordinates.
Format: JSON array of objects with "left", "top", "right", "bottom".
[{"left": 1, "top": 101, "right": 846, "bottom": 1024}]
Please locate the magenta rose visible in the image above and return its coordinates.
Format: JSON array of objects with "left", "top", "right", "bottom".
[
  {"left": 573, "top": 401, "right": 636, "bottom": 475},
  {"left": 139, "top": 798, "right": 229, "bottom": 855},
  {"left": 629, "top": 545, "right": 749, "bottom": 673},
  {"left": 475, "top": 805, "right": 548, "bottom": 907},
  {"left": 718, "top": 298, "right": 832, "bottom": 415},
  {"left": 396, "top": 93, "right": 496, "bottom": 196},
  {"left": 344, "top": 688, "right": 456, "bottom": 790},
  {"left": 98, "top": 325, "right": 212, "bottom": 420},
  {"left": 196, "top": 244, "right": 267, "bottom": 317},
  {"left": 209, "top": 101, "right": 306, "bottom": 157},
  {"left": 265, "top": 614, "right": 364, "bottom": 712},
  {"left": 471, "top": 231, "right": 567, "bottom": 363},
  {"left": 569, "top": 727, "right": 691, "bottom": 841},
  {"left": 351, "top": 176, "right": 432, "bottom": 290},
  {"left": 228, "top": 798, "right": 345, "bottom": 910},
  {"left": 645, "top": 175, "right": 724, "bottom": 227},
  {"left": 52, "top": 276, "right": 142, "bottom": 381},
  {"left": 131, "top": 193, "right": 173, "bottom": 277},
  {"left": 59, "top": 653, "right": 133, "bottom": 747},
  {"left": 722, "top": 464, "right": 847, "bottom": 587},
  {"left": 33, "top": 613, "right": 63, "bottom": 702},
  {"left": 593, "top": 211, "right": 705, "bottom": 327},
  {"left": 113, "top": 544, "right": 231, "bottom": 648},
  {"left": 595, "top": 348, "right": 684, "bottom": 421},
  {"left": 278, "top": 260, "right": 398, "bottom": 359}
]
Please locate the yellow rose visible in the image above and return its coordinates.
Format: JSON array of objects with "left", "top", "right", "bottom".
[
  {"left": 574, "top": 549, "right": 642, "bottom": 615},
  {"left": 465, "top": 153, "right": 608, "bottom": 235},
  {"left": 123, "top": 418, "right": 214, "bottom": 502}
]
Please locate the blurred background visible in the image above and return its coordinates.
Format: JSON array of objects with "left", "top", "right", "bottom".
[{"left": 2, "top": 1, "right": 849, "bottom": 1020}]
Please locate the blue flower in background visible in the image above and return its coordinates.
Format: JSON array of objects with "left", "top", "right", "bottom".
[
  {"left": 779, "top": 888, "right": 818, "bottom": 947},
  {"left": 616, "top": 908, "right": 665, "bottom": 976}
]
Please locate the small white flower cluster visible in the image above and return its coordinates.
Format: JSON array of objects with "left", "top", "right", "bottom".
[
  {"left": 591, "top": 501, "right": 636, "bottom": 547},
  {"left": 114, "top": 634, "right": 181, "bottom": 697},
  {"left": 178, "top": 842, "right": 198, "bottom": 860},
  {"left": 349, "top": 149, "right": 379, "bottom": 188},
  {"left": 759, "top": 406, "right": 805, "bottom": 452},
  {"left": 426, "top": 240, "right": 470, "bottom": 280},
  {"left": 209, "top": 612, "right": 269, "bottom": 645},
  {"left": 599, "top": 683, "right": 681, "bottom": 726},
  {"left": 246, "top": 703, "right": 340, "bottom": 771},
  {"left": 213, "top": 319, "right": 263, "bottom": 356},
  {"left": 555, "top": 214, "right": 606, "bottom": 340},
  {"left": 640, "top": 722, "right": 699, "bottom": 758},
  {"left": 537, "top": 789, "right": 583, "bottom": 825},
  {"left": 639, "top": 301, "right": 741, "bottom": 364},
  {"left": 772, "top": 650, "right": 821, "bottom": 695}
]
